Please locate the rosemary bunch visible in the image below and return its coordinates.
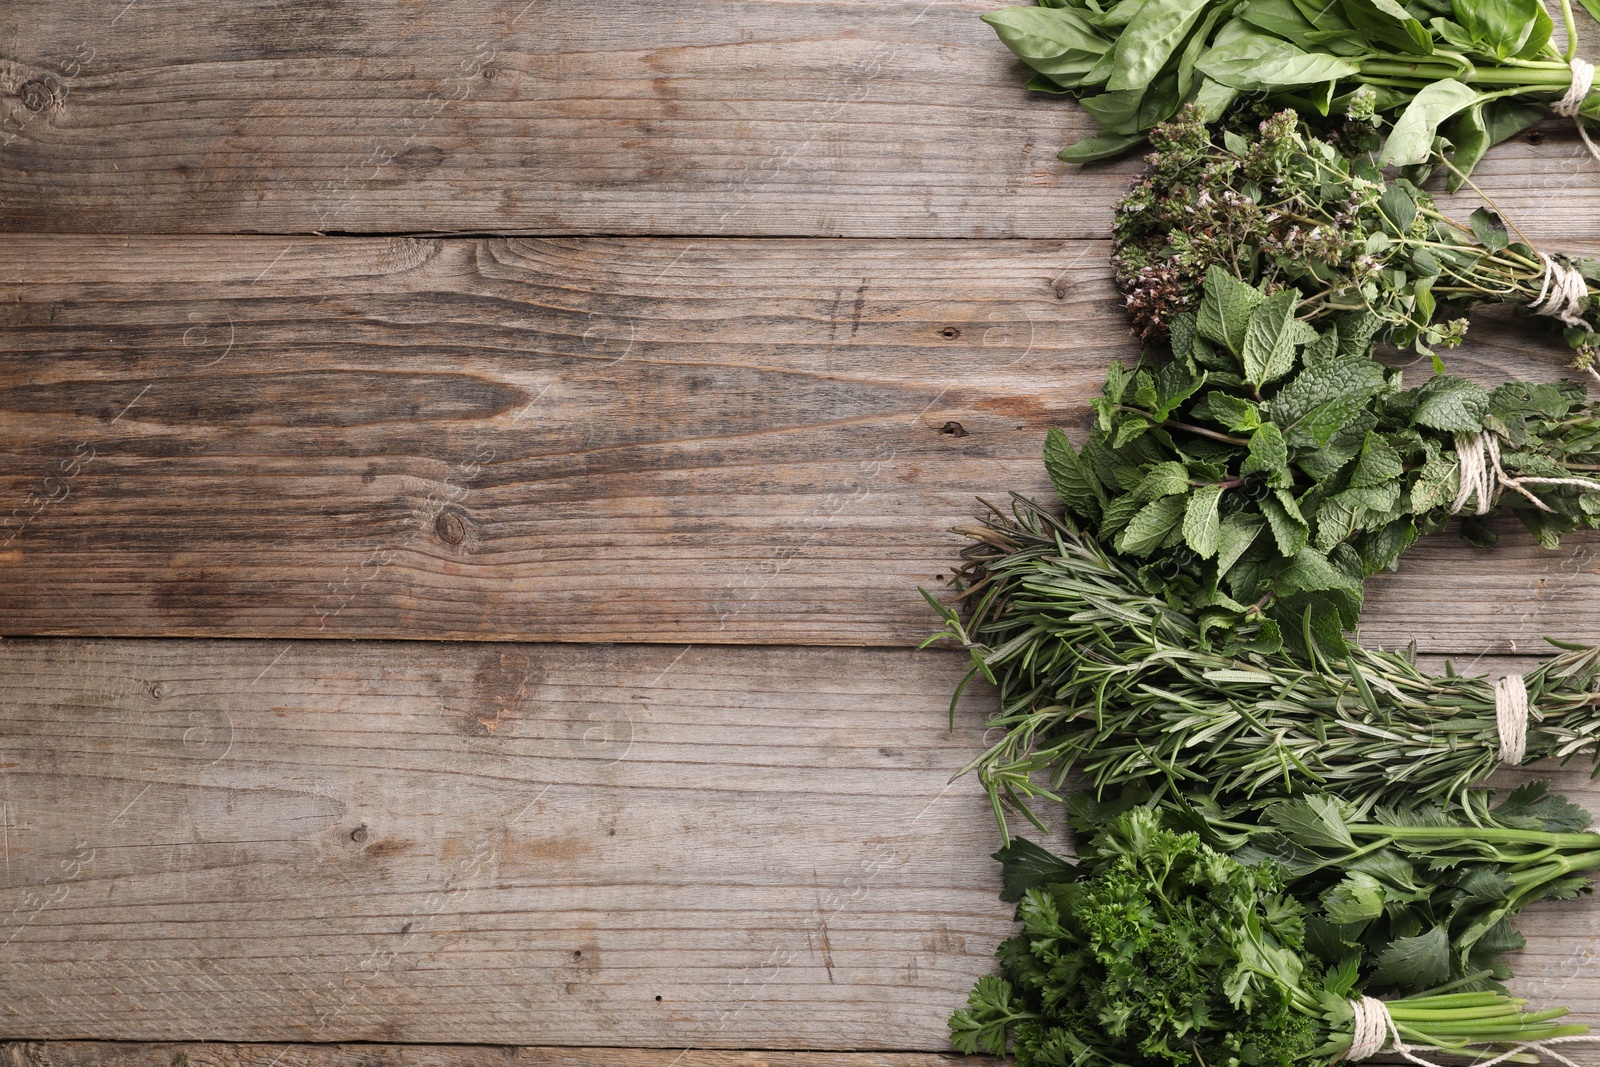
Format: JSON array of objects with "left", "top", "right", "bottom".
[
  {"left": 928, "top": 494, "right": 1600, "bottom": 837},
  {"left": 1114, "top": 107, "right": 1600, "bottom": 363}
]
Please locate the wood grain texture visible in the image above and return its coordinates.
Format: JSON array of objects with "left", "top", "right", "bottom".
[
  {"left": 1, "top": 642, "right": 1600, "bottom": 1055},
  {"left": 0, "top": 1045, "right": 983, "bottom": 1067},
  {"left": 0, "top": 233, "right": 1098, "bottom": 645},
  {"left": 0, "top": 639, "right": 1013, "bottom": 1047},
  {"left": 9, "top": 235, "right": 1600, "bottom": 650},
  {"left": 2, "top": 2, "right": 1597, "bottom": 238}
]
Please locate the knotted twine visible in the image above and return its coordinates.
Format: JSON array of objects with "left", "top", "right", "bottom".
[
  {"left": 1451, "top": 431, "right": 1600, "bottom": 517},
  {"left": 1529, "top": 253, "right": 1591, "bottom": 329},
  {"left": 1556, "top": 56, "right": 1600, "bottom": 165},
  {"left": 1344, "top": 996, "right": 1597, "bottom": 1067}
]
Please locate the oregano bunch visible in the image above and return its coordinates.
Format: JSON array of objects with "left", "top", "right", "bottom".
[{"left": 1113, "top": 106, "right": 1600, "bottom": 365}]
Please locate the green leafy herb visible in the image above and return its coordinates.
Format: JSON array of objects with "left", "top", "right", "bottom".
[
  {"left": 1046, "top": 273, "right": 1600, "bottom": 649},
  {"left": 950, "top": 807, "right": 1590, "bottom": 1065},
  {"left": 926, "top": 496, "right": 1600, "bottom": 837},
  {"left": 982, "top": 0, "right": 1599, "bottom": 177},
  {"left": 1115, "top": 107, "right": 1600, "bottom": 364},
  {"left": 1062, "top": 785, "right": 1600, "bottom": 991}
]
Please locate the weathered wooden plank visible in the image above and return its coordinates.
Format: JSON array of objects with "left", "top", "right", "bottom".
[
  {"left": 3, "top": 642, "right": 1600, "bottom": 1053},
  {"left": 2, "top": 2, "right": 1597, "bottom": 238},
  {"left": 0, "top": 233, "right": 1096, "bottom": 645},
  {"left": 7, "top": 235, "right": 1600, "bottom": 650},
  {"left": 0, "top": 1046, "right": 983, "bottom": 1067},
  {"left": 0, "top": 639, "right": 1013, "bottom": 1046},
  {"left": 19, "top": 1050, "right": 973, "bottom": 1067}
]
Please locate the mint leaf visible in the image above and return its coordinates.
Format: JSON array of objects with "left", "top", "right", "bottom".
[
  {"left": 1117, "top": 494, "right": 1189, "bottom": 556},
  {"left": 1270, "top": 358, "right": 1387, "bottom": 448},
  {"left": 1204, "top": 391, "right": 1261, "bottom": 432},
  {"left": 1044, "top": 427, "right": 1105, "bottom": 519},
  {"left": 1184, "top": 484, "right": 1225, "bottom": 558},
  {"left": 1261, "top": 490, "right": 1309, "bottom": 556},
  {"left": 1132, "top": 460, "right": 1191, "bottom": 501},
  {"left": 1197, "top": 265, "right": 1266, "bottom": 356},
  {"left": 1278, "top": 547, "right": 1361, "bottom": 597},
  {"left": 1412, "top": 376, "right": 1489, "bottom": 432},
  {"left": 1350, "top": 431, "right": 1404, "bottom": 489},
  {"left": 1242, "top": 288, "right": 1311, "bottom": 388},
  {"left": 1409, "top": 453, "right": 1459, "bottom": 512},
  {"left": 1216, "top": 514, "right": 1264, "bottom": 578},
  {"left": 1241, "top": 423, "right": 1290, "bottom": 487}
]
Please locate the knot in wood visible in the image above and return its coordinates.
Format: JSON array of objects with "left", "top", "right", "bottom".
[
  {"left": 435, "top": 510, "right": 467, "bottom": 545},
  {"left": 18, "top": 79, "right": 57, "bottom": 113}
]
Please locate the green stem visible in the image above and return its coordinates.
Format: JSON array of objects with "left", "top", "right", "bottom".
[{"left": 1354, "top": 825, "right": 1600, "bottom": 849}]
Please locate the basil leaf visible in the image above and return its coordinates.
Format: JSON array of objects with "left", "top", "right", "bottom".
[
  {"left": 1195, "top": 33, "right": 1362, "bottom": 90},
  {"left": 1058, "top": 130, "right": 1148, "bottom": 161},
  {"left": 1340, "top": 0, "right": 1434, "bottom": 55},
  {"left": 1380, "top": 79, "right": 1481, "bottom": 166},
  {"left": 1105, "top": 0, "right": 1212, "bottom": 92},
  {"left": 1450, "top": 0, "right": 1540, "bottom": 60},
  {"left": 1080, "top": 87, "right": 1148, "bottom": 134},
  {"left": 1468, "top": 206, "right": 1509, "bottom": 251},
  {"left": 981, "top": 6, "right": 1110, "bottom": 60},
  {"left": 1448, "top": 98, "right": 1543, "bottom": 188}
]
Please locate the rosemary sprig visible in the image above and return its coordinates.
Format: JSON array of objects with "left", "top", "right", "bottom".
[{"left": 927, "top": 494, "right": 1600, "bottom": 840}]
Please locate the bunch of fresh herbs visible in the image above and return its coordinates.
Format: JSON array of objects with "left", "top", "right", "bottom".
[
  {"left": 1114, "top": 107, "right": 1600, "bottom": 362},
  {"left": 1065, "top": 784, "right": 1600, "bottom": 991},
  {"left": 927, "top": 495, "right": 1600, "bottom": 836},
  {"left": 1031, "top": 269, "right": 1600, "bottom": 652},
  {"left": 950, "top": 805, "right": 1592, "bottom": 1065},
  {"left": 982, "top": 0, "right": 1600, "bottom": 169}
]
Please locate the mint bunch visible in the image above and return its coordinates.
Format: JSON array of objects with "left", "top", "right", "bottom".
[{"left": 1045, "top": 265, "right": 1600, "bottom": 653}]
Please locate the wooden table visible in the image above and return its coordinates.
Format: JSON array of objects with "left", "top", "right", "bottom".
[{"left": 3, "top": 3, "right": 1600, "bottom": 1064}]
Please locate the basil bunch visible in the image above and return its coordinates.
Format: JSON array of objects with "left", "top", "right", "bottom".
[{"left": 983, "top": 0, "right": 1600, "bottom": 172}]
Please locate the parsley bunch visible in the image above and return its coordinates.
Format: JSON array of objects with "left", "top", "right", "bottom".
[
  {"left": 1113, "top": 107, "right": 1600, "bottom": 365},
  {"left": 1037, "top": 270, "right": 1600, "bottom": 653},
  {"left": 1074, "top": 785, "right": 1600, "bottom": 993},
  {"left": 982, "top": 0, "right": 1600, "bottom": 172},
  {"left": 950, "top": 806, "right": 1590, "bottom": 1066},
  {"left": 927, "top": 495, "right": 1600, "bottom": 835}
]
